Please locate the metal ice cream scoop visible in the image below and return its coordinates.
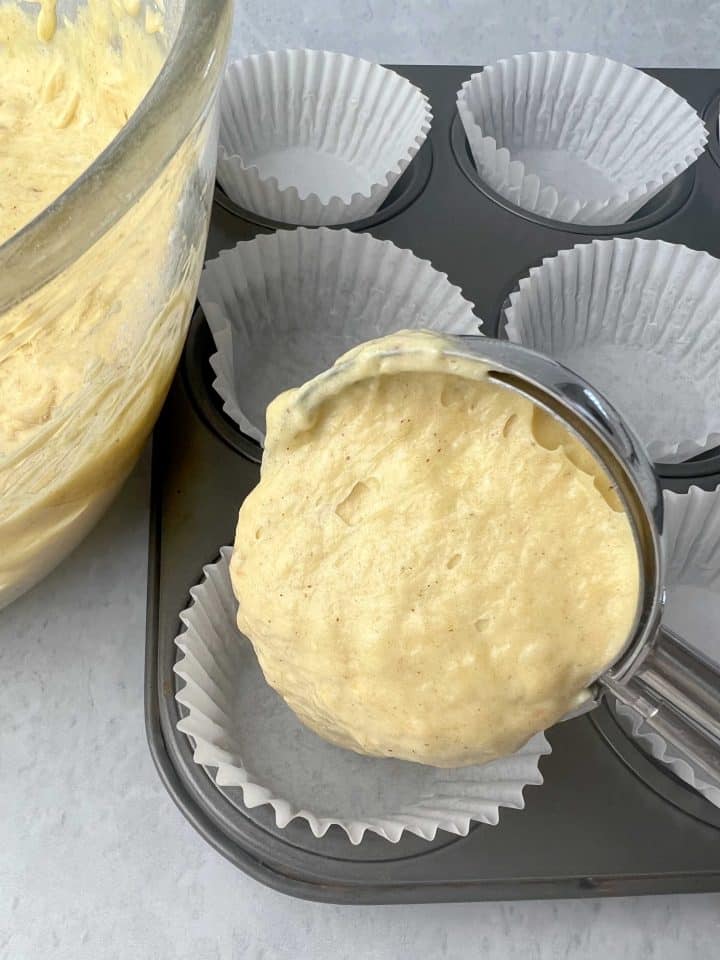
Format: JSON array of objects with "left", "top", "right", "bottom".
[{"left": 287, "top": 331, "right": 720, "bottom": 782}]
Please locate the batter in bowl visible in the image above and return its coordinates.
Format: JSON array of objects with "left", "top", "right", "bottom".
[
  {"left": 0, "top": 0, "right": 211, "bottom": 606},
  {"left": 0, "top": 0, "right": 164, "bottom": 454},
  {"left": 0, "top": 0, "right": 164, "bottom": 247},
  {"left": 231, "top": 331, "right": 640, "bottom": 767}
]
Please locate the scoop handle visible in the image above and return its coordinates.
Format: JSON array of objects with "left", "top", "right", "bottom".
[{"left": 603, "top": 627, "right": 720, "bottom": 786}]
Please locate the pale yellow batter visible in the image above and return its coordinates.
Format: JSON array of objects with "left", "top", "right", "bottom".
[
  {"left": 0, "top": 1, "right": 163, "bottom": 247},
  {"left": 0, "top": 1, "right": 164, "bottom": 453},
  {"left": 231, "top": 331, "right": 640, "bottom": 767},
  {"left": 0, "top": 1, "right": 212, "bottom": 606}
]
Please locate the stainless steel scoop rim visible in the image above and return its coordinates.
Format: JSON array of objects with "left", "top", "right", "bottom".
[{"left": 284, "top": 332, "right": 664, "bottom": 683}]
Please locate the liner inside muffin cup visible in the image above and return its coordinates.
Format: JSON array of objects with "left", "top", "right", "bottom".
[
  {"left": 217, "top": 49, "right": 432, "bottom": 226},
  {"left": 457, "top": 51, "right": 707, "bottom": 226},
  {"left": 504, "top": 237, "right": 720, "bottom": 463},
  {"left": 614, "top": 485, "right": 720, "bottom": 806},
  {"left": 197, "top": 227, "right": 482, "bottom": 445},
  {"left": 173, "top": 548, "right": 552, "bottom": 845}
]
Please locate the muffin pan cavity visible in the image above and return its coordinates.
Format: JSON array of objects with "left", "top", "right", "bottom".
[
  {"left": 215, "top": 138, "right": 434, "bottom": 232},
  {"left": 451, "top": 113, "right": 697, "bottom": 236},
  {"left": 455, "top": 53, "right": 707, "bottom": 227},
  {"left": 217, "top": 51, "right": 432, "bottom": 227}
]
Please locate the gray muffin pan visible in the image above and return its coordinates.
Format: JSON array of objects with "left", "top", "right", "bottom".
[{"left": 146, "top": 65, "right": 720, "bottom": 902}]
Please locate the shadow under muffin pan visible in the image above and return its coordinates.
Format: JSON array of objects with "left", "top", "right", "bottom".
[{"left": 148, "top": 65, "right": 720, "bottom": 903}]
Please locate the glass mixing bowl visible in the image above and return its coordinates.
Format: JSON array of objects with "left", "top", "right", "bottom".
[{"left": 0, "top": 0, "right": 233, "bottom": 608}]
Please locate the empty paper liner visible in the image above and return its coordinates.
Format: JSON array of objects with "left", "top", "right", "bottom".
[
  {"left": 615, "top": 485, "right": 720, "bottom": 807},
  {"left": 197, "top": 227, "right": 481, "bottom": 444},
  {"left": 173, "top": 547, "right": 552, "bottom": 845},
  {"left": 504, "top": 238, "right": 720, "bottom": 462},
  {"left": 218, "top": 49, "right": 432, "bottom": 225},
  {"left": 457, "top": 51, "right": 707, "bottom": 225}
]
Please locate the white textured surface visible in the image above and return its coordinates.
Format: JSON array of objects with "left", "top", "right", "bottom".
[
  {"left": 230, "top": 0, "right": 720, "bottom": 66},
  {"left": 2, "top": 451, "right": 720, "bottom": 958}
]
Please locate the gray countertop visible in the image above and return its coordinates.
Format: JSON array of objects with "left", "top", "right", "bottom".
[
  {"left": 230, "top": 0, "right": 720, "bottom": 67},
  {"left": 2, "top": 450, "right": 719, "bottom": 959}
]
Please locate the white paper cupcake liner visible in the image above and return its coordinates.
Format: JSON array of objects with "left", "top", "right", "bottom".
[
  {"left": 173, "top": 548, "right": 551, "bottom": 845},
  {"left": 217, "top": 50, "right": 432, "bottom": 226},
  {"left": 197, "top": 228, "right": 481, "bottom": 444},
  {"left": 504, "top": 238, "right": 720, "bottom": 463},
  {"left": 457, "top": 51, "right": 707, "bottom": 226},
  {"left": 615, "top": 485, "right": 720, "bottom": 807}
]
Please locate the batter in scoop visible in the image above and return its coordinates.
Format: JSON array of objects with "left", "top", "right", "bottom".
[{"left": 231, "top": 331, "right": 640, "bottom": 767}]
